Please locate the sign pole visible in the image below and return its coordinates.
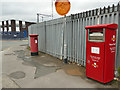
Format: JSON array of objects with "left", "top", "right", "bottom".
[
  {"left": 55, "top": 0, "right": 71, "bottom": 63},
  {"left": 63, "top": 15, "right": 67, "bottom": 63},
  {"left": 51, "top": 0, "right": 53, "bottom": 19}
]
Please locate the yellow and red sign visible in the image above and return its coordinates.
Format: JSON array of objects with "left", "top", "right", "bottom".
[{"left": 55, "top": 0, "right": 71, "bottom": 16}]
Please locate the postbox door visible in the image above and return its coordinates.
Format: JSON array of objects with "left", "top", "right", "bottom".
[
  {"left": 34, "top": 37, "right": 38, "bottom": 51},
  {"left": 86, "top": 42, "right": 105, "bottom": 82}
]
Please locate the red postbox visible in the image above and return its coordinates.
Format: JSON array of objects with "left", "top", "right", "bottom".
[
  {"left": 29, "top": 34, "right": 38, "bottom": 56},
  {"left": 85, "top": 23, "right": 118, "bottom": 83}
]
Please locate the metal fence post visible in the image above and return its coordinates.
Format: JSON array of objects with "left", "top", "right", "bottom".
[
  {"left": 44, "top": 21, "right": 46, "bottom": 53},
  {"left": 116, "top": 2, "right": 120, "bottom": 69},
  {"left": 97, "top": 8, "right": 100, "bottom": 25}
]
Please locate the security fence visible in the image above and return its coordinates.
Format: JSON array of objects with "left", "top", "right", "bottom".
[{"left": 29, "top": 2, "right": 120, "bottom": 69}]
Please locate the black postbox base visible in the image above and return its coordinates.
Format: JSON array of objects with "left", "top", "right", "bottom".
[{"left": 31, "top": 52, "right": 38, "bottom": 56}]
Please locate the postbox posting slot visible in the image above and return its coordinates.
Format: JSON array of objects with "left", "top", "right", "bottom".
[{"left": 88, "top": 28, "right": 105, "bottom": 42}]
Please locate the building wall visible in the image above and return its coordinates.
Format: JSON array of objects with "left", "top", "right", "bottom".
[
  {"left": 11, "top": 20, "right": 16, "bottom": 32},
  {"left": 0, "top": 20, "right": 36, "bottom": 33}
]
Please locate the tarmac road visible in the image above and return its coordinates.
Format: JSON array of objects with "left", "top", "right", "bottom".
[{"left": 0, "top": 40, "right": 28, "bottom": 51}]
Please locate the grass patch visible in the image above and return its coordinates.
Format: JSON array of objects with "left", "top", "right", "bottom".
[
  {"left": 118, "top": 67, "right": 120, "bottom": 78},
  {"left": 27, "top": 46, "right": 31, "bottom": 50}
]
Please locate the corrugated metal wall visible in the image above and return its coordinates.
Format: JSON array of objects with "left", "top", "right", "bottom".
[{"left": 28, "top": 3, "right": 120, "bottom": 69}]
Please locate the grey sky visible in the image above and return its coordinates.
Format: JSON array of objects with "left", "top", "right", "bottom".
[{"left": 0, "top": 0, "right": 120, "bottom": 22}]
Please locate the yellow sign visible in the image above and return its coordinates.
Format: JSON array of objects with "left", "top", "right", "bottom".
[{"left": 55, "top": 0, "right": 71, "bottom": 16}]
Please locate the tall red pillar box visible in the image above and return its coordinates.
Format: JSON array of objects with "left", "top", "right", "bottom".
[
  {"left": 29, "top": 34, "right": 38, "bottom": 56},
  {"left": 85, "top": 23, "right": 118, "bottom": 83}
]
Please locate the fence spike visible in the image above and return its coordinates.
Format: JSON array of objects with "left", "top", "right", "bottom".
[
  {"left": 112, "top": 4, "right": 115, "bottom": 12},
  {"left": 95, "top": 9, "right": 98, "bottom": 15},
  {"left": 80, "top": 13, "right": 82, "bottom": 18},
  {"left": 77, "top": 13, "right": 79, "bottom": 19},
  {"left": 78, "top": 13, "right": 81, "bottom": 18},
  {"left": 71, "top": 14, "right": 74, "bottom": 19},
  {"left": 117, "top": 2, "right": 120, "bottom": 11},
  {"left": 82, "top": 13, "right": 84, "bottom": 18},
  {"left": 108, "top": 6, "right": 110, "bottom": 13},
  {"left": 89, "top": 10, "right": 91, "bottom": 17},
  {"left": 85, "top": 11, "right": 87, "bottom": 17},
  {"left": 103, "top": 7, "right": 106, "bottom": 14},
  {"left": 100, "top": 8, "right": 102, "bottom": 15},
  {"left": 92, "top": 10, "right": 94, "bottom": 16},
  {"left": 75, "top": 14, "right": 77, "bottom": 19}
]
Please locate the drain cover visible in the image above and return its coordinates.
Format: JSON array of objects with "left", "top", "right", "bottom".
[{"left": 9, "top": 71, "right": 25, "bottom": 79}]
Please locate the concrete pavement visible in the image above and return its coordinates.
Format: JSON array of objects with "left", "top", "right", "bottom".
[{"left": 1, "top": 40, "right": 119, "bottom": 88}]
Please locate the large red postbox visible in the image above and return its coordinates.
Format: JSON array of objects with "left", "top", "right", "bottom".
[
  {"left": 29, "top": 34, "right": 38, "bottom": 56},
  {"left": 85, "top": 23, "right": 118, "bottom": 83}
]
